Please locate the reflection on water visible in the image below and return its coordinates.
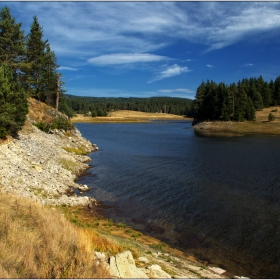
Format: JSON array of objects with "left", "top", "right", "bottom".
[
  {"left": 194, "top": 129, "right": 244, "bottom": 137},
  {"left": 76, "top": 121, "right": 280, "bottom": 278}
]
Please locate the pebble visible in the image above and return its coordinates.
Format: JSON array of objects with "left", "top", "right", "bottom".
[{"left": 0, "top": 124, "right": 97, "bottom": 207}]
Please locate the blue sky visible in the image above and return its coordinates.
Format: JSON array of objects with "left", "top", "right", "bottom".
[{"left": 2, "top": 2, "right": 280, "bottom": 99}]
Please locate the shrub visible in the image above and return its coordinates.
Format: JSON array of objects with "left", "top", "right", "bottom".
[
  {"left": 271, "top": 108, "right": 278, "bottom": 112},
  {"left": 0, "top": 127, "right": 8, "bottom": 139},
  {"left": 268, "top": 113, "right": 276, "bottom": 121},
  {"left": 34, "top": 117, "right": 74, "bottom": 133}
]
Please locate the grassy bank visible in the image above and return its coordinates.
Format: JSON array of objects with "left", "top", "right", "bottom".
[
  {"left": 0, "top": 193, "right": 110, "bottom": 278},
  {"left": 193, "top": 106, "right": 280, "bottom": 135},
  {"left": 0, "top": 192, "right": 217, "bottom": 278},
  {"left": 71, "top": 110, "right": 190, "bottom": 123}
]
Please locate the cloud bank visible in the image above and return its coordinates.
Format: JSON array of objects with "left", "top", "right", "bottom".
[
  {"left": 88, "top": 53, "right": 170, "bottom": 66},
  {"left": 8, "top": 2, "right": 280, "bottom": 58}
]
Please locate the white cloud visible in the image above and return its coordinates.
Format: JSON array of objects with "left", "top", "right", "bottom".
[
  {"left": 8, "top": 2, "right": 280, "bottom": 58},
  {"left": 59, "top": 66, "right": 78, "bottom": 71},
  {"left": 88, "top": 53, "right": 170, "bottom": 66},
  {"left": 157, "top": 88, "right": 195, "bottom": 94},
  {"left": 206, "top": 64, "right": 213, "bottom": 68},
  {"left": 244, "top": 63, "right": 254, "bottom": 67},
  {"left": 148, "top": 64, "right": 190, "bottom": 83},
  {"left": 66, "top": 87, "right": 193, "bottom": 98}
]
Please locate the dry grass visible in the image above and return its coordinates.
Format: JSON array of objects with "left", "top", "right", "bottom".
[
  {"left": 71, "top": 110, "right": 190, "bottom": 123},
  {"left": 255, "top": 106, "right": 280, "bottom": 122},
  {"left": 0, "top": 193, "right": 110, "bottom": 278}
]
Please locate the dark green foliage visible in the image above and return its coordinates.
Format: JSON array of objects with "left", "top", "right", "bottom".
[
  {"left": 34, "top": 117, "right": 74, "bottom": 133},
  {"left": 97, "top": 109, "right": 107, "bottom": 117},
  {"left": 246, "top": 97, "right": 256, "bottom": 121},
  {"left": 65, "top": 95, "right": 193, "bottom": 117},
  {"left": 58, "top": 102, "right": 75, "bottom": 118},
  {"left": 261, "top": 82, "right": 272, "bottom": 108},
  {"left": 273, "top": 76, "right": 280, "bottom": 106},
  {"left": 0, "top": 64, "right": 28, "bottom": 139},
  {"left": 24, "top": 16, "right": 49, "bottom": 100},
  {"left": 23, "top": 15, "right": 63, "bottom": 107},
  {"left": 0, "top": 6, "right": 26, "bottom": 73},
  {"left": 268, "top": 113, "right": 276, "bottom": 122},
  {"left": 192, "top": 75, "right": 280, "bottom": 122}
]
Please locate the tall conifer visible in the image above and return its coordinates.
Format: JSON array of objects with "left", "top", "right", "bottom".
[
  {"left": 0, "top": 64, "right": 28, "bottom": 138},
  {"left": 0, "top": 6, "right": 26, "bottom": 74},
  {"left": 24, "top": 16, "right": 48, "bottom": 100}
]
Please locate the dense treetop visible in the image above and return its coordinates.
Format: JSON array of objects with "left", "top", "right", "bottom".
[
  {"left": 64, "top": 95, "right": 193, "bottom": 117},
  {"left": 0, "top": 6, "right": 70, "bottom": 138},
  {"left": 192, "top": 76, "right": 280, "bottom": 122}
]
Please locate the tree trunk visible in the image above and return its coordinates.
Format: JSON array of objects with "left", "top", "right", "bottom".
[{"left": 55, "top": 74, "right": 60, "bottom": 112}]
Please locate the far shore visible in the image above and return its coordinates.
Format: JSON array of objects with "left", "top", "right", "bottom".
[
  {"left": 70, "top": 107, "right": 280, "bottom": 135},
  {"left": 193, "top": 106, "right": 280, "bottom": 135},
  {"left": 71, "top": 110, "right": 192, "bottom": 123}
]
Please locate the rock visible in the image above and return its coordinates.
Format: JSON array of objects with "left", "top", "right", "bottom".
[
  {"left": 0, "top": 120, "right": 97, "bottom": 207},
  {"left": 109, "top": 251, "right": 148, "bottom": 278},
  {"left": 138, "top": 257, "right": 150, "bottom": 264},
  {"left": 94, "top": 251, "right": 107, "bottom": 260},
  {"left": 146, "top": 264, "right": 171, "bottom": 278},
  {"left": 208, "top": 266, "right": 226, "bottom": 275}
]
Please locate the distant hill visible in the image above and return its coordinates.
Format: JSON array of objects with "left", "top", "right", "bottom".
[{"left": 64, "top": 95, "right": 193, "bottom": 117}]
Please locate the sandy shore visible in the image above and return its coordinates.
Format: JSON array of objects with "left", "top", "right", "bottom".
[{"left": 71, "top": 110, "right": 191, "bottom": 123}]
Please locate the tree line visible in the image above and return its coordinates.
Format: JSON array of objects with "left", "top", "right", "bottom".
[
  {"left": 64, "top": 95, "right": 194, "bottom": 117},
  {"left": 192, "top": 76, "right": 280, "bottom": 122},
  {"left": 0, "top": 6, "right": 70, "bottom": 138}
]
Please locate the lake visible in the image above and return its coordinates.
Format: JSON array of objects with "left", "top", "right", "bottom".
[{"left": 75, "top": 121, "right": 280, "bottom": 278}]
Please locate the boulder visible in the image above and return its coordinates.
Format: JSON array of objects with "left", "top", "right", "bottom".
[
  {"left": 208, "top": 266, "right": 226, "bottom": 275},
  {"left": 147, "top": 264, "right": 171, "bottom": 278},
  {"left": 109, "top": 251, "right": 148, "bottom": 278},
  {"left": 138, "top": 257, "right": 150, "bottom": 264}
]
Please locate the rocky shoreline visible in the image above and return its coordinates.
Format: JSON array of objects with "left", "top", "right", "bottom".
[
  {"left": 0, "top": 117, "right": 98, "bottom": 207},
  {"left": 0, "top": 110, "right": 249, "bottom": 279}
]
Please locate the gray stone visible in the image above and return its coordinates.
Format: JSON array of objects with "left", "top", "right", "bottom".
[
  {"left": 109, "top": 251, "right": 148, "bottom": 278},
  {"left": 147, "top": 264, "right": 172, "bottom": 278},
  {"left": 138, "top": 257, "right": 150, "bottom": 263}
]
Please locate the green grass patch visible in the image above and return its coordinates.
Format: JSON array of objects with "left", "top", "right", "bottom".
[
  {"left": 63, "top": 147, "right": 87, "bottom": 155},
  {"left": 59, "top": 158, "right": 79, "bottom": 172}
]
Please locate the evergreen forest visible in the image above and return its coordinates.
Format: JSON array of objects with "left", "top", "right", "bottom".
[
  {"left": 0, "top": 6, "right": 71, "bottom": 138},
  {"left": 64, "top": 95, "right": 193, "bottom": 117},
  {"left": 192, "top": 76, "right": 280, "bottom": 122}
]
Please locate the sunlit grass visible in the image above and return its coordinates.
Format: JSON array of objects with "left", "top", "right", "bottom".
[{"left": 0, "top": 193, "right": 110, "bottom": 278}]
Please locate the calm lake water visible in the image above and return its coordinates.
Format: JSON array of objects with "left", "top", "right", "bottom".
[{"left": 75, "top": 121, "right": 280, "bottom": 278}]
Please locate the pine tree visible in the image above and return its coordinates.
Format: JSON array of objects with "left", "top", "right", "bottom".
[
  {"left": 0, "top": 64, "right": 28, "bottom": 139},
  {"left": 228, "top": 83, "right": 238, "bottom": 119},
  {"left": 261, "top": 82, "right": 272, "bottom": 108},
  {"left": 269, "top": 80, "right": 275, "bottom": 105},
  {"left": 43, "top": 44, "right": 59, "bottom": 105},
  {"left": 0, "top": 6, "right": 26, "bottom": 74},
  {"left": 252, "top": 91, "right": 264, "bottom": 111},
  {"left": 273, "top": 76, "right": 280, "bottom": 106},
  {"left": 192, "top": 81, "right": 206, "bottom": 121},
  {"left": 24, "top": 16, "right": 48, "bottom": 100},
  {"left": 246, "top": 97, "right": 255, "bottom": 121},
  {"left": 234, "top": 82, "right": 248, "bottom": 121}
]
